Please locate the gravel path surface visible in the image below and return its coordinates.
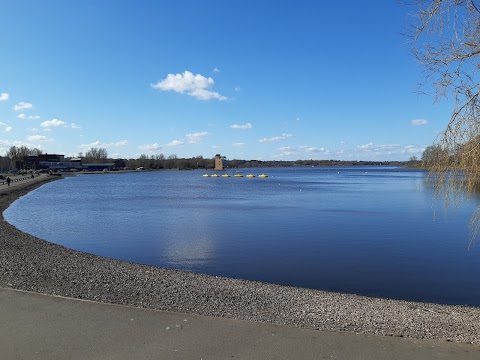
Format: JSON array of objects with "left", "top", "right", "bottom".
[{"left": 1, "top": 177, "right": 480, "bottom": 344}]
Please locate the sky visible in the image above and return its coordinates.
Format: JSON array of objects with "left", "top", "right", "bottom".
[{"left": 0, "top": 0, "right": 453, "bottom": 161}]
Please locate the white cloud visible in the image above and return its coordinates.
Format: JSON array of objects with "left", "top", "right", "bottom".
[
  {"left": 404, "top": 144, "right": 425, "bottom": 153},
  {"left": 71, "top": 123, "right": 81, "bottom": 129},
  {"left": 166, "top": 140, "right": 184, "bottom": 147},
  {"left": 411, "top": 119, "right": 428, "bottom": 126},
  {"left": 212, "top": 67, "right": 220, "bottom": 73},
  {"left": 81, "top": 140, "right": 102, "bottom": 149},
  {"left": 357, "top": 143, "right": 398, "bottom": 152},
  {"left": 19, "top": 113, "right": 40, "bottom": 120},
  {"left": 151, "top": 70, "right": 227, "bottom": 101},
  {"left": 272, "top": 151, "right": 299, "bottom": 158},
  {"left": 230, "top": 122, "right": 252, "bottom": 130},
  {"left": 80, "top": 140, "right": 128, "bottom": 150},
  {"left": 139, "top": 143, "right": 162, "bottom": 152},
  {"left": 0, "top": 93, "right": 9, "bottom": 101},
  {"left": 274, "top": 145, "right": 301, "bottom": 158},
  {"left": 186, "top": 131, "right": 209, "bottom": 143},
  {"left": 41, "top": 118, "right": 66, "bottom": 127},
  {"left": 356, "top": 143, "right": 425, "bottom": 156},
  {"left": 305, "top": 147, "right": 328, "bottom": 154},
  {"left": 259, "top": 133, "right": 294, "bottom": 143},
  {"left": 13, "top": 102, "right": 33, "bottom": 111},
  {"left": 277, "top": 146, "right": 296, "bottom": 151},
  {"left": 0, "top": 122, "right": 12, "bottom": 132},
  {"left": 232, "top": 142, "right": 245, "bottom": 147},
  {"left": 27, "top": 135, "right": 48, "bottom": 141},
  {"left": 113, "top": 140, "right": 128, "bottom": 147}
]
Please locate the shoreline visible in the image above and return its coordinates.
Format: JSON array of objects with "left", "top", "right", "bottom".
[{"left": 1, "top": 177, "right": 479, "bottom": 344}]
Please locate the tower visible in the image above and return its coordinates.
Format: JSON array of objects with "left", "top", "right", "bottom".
[{"left": 214, "top": 154, "right": 226, "bottom": 171}]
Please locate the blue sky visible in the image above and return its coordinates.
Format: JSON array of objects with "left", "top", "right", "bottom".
[{"left": 0, "top": 1, "right": 451, "bottom": 161}]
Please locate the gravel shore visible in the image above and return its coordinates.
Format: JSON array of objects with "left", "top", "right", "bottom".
[{"left": 1, "top": 177, "right": 480, "bottom": 344}]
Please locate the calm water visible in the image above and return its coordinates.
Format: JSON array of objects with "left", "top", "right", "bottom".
[{"left": 5, "top": 167, "right": 480, "bottom": 306}]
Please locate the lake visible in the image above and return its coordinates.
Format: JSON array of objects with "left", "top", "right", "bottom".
[{"left": 4, "top": 166, "right": 480, "bottom": 306}]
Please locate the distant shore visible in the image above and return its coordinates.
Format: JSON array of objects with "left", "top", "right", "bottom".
[{"left": 1, "top": 176, "right": 480, "bottom": 344}]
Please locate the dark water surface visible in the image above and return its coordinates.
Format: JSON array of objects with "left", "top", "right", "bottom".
[{"left": 5, "top": 167, "right": 480, "bottom": 306}]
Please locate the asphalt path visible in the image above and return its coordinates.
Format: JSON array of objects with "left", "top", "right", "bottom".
[
  {"left": 1, "top": 288, "right": 479, "bottom": 360},
  {"left": 0, "top": 173, "right": 50, "bottom": 190}
]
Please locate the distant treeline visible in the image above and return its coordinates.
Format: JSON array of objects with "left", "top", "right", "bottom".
[
  {"left": 113, "top": 156, "right": 411, "bottom": 170},
  {"left": 0, "top": 145, "right": 416, "bottom": 172}
]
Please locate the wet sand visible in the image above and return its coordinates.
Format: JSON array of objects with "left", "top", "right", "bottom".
[{"left": 1, "top": 176, "right": 479, "bottom": 344}]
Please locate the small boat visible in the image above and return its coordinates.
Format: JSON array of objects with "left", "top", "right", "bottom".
[
  {"left": 222, "top": 174, "right": 231, "bottom": 178},
  {"left": 234, "top": 174, "right": 243, "bottom": 178},
  {"left": 211, "top": 174, "right": 219, "bottom": 177},
  {"left": 202, "top": 174, "right": 210, "bottom": 177},
  {"left": 259, "top": 174, "right": 268, "bottom": 178},
  {"left": 246, "top": 174, "right": 255, "bottom": 178}
]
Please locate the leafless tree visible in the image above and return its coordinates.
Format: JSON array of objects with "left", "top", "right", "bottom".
[
  {"left": 6, "top": 146, "right": 42, "bottom": 162},
  {"left": 406, "top": 1, "right": 480, "bottom": 235},
  {"left": 84, "top": 147, "right": 108, "bottom": 163}
]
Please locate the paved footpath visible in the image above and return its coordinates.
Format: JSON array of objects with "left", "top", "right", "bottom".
[
  {"left": 0, "top": 173, "right": 51, "bottom": 191},
  {"left": 1, "top": 288, "right": 479, "bottom": 360}
]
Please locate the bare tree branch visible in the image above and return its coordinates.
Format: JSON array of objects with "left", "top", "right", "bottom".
[{"left": 405, "top": 0, "right": 480, "bottom": 239}]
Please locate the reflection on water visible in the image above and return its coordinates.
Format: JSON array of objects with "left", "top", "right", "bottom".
[
  {"left": 4, "top": 166, "right": 480, "bottom": 306},
  {"left": 165, "top": 234, "right": 214, "bottom": 267},
  {"left": 161, "top": 204, "right": 216, "bottom": 267}
]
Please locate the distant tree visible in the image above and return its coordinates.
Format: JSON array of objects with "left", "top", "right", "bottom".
[
  {"left": 30, "top": 148, "right": 43, "bottom": 156},
  {"left": 408, "top": 155, "right": 421, "bottom": 167},
  {"left": 421, "top": 145, "right": 448, "bottom": 167},
  {"left": 7, "top": 146, "right": 30, "bottom": 162},
  {"left": 113, "top": 159, "right": 126, "bottom": 169},
  {"left": 138, "top": 154, "right": 149, "bottom": 168},
  {"left": 84, "top": 147, "right": 108, "bottom": 163},
  {"left": 6, "top": 145, "right": 43, "bottom": 163}
]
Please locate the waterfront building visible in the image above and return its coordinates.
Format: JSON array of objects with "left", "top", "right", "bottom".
[
  {"left": 20, "top": 153, "right": 114, "bottom": 172},
  {"left": 214, "top": 154, "right": 227, "bottom": 171}
]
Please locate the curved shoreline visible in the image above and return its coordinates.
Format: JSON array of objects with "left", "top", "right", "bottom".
[{"left": 1, "top": 177, "right": 479, "bottom": 344}]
